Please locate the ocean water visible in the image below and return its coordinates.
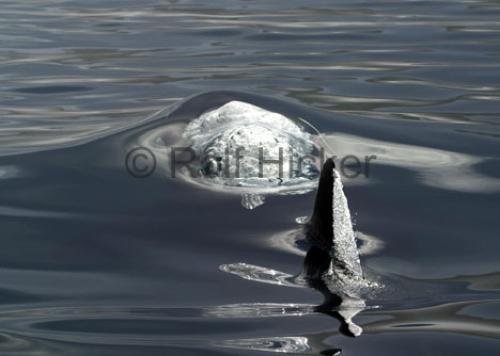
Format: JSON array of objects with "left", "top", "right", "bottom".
[{"left": 1, "top": 0, "right": 500, "bottom": 355}]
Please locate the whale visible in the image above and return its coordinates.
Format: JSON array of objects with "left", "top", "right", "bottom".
[
  {"left": 307, "top": 158, "right": 363, "bottom": 281},
  {"left": 140, "top": 96, "right": 324, "bottom": 209},
  {"left": 125, "top": 92, "right": 374, "bottom": 335},
  {"left": 303, "top": 158, "right": 368, "bottom": 336},
  {"left": 221, "top": 158, "right": 374, "bottom": 337}
]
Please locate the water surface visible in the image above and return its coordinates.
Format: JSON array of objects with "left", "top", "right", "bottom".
[{"left": 1, "top": 0, "right": 500, "bottom": 355}]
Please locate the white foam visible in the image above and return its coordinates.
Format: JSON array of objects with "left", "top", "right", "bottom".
[{"left": 183, "top": 101, "right": 320, "bottom": 186}]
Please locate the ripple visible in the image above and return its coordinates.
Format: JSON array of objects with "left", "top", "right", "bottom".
[
  {"left": 0, "top": 0, "right": 500, "bottom": 353},
  {"left": 219, "top": 263, "right": 302, "bottom": 288},
  {"left": 320, "top": 132, "right": 500, "bottom": 193},
  {"left": 217, "top": 336, "right": 312, "bottom": 353},
  {"left": 13, "top": 86, "right": 92, "bottom": 94}
]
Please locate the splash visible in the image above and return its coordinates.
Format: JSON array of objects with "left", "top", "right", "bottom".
[{"left": 182, "top": 101, "right": 322, "bottom": 208}]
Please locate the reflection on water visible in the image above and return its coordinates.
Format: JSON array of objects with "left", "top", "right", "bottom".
[
  {"left": 221, "top": 247, "right": 370, "bottom": 339},
  {"left": 0, "top": 277, "right": 497, "bottom": 355},
  {"left": 218, "top": 336, "right": 314, "bottom": 354},
  {"left": 222, "top": 159, "right": 380, "bottom": 338},
  {"left": 320, "top": 132, "right": 500, "bottom": 193},
  {"left": 0, "top": 89, "right": 498, "bottom": 354},
  {"left": 0, "top": 0, "right": 500, "bottom": 355},
  {"left": 2, "top": 0, "right": 500, "bottom": 151}
]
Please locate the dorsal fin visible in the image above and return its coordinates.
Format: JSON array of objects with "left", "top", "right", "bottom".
[{"left": 306, "top": 158, "right": 335, "bottom": 251}]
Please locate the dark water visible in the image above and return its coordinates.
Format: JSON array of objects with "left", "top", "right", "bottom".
[{"left": 1, "top": 0, "right": 500, "bottom": 355}]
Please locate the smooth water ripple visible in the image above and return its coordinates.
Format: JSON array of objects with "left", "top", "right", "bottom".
[{"left": 1, "top": 0, "right": 500, "bottom": 355}]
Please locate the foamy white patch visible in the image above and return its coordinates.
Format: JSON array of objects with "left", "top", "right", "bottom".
[
  {"left": 183, "top": 101, "right": 318, "bottom": 181},
  {"left": 179, "top": 101, "right": 322, "bottom": 208}
]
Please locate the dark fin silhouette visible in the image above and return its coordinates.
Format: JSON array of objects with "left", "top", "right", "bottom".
[{"left": 306, "top": 158, "right": 335, "bottom": 251}]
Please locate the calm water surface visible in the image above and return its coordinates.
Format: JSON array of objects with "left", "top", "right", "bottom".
[{"left": 1, "top": 0, "right": 500, "bottom": 355}]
